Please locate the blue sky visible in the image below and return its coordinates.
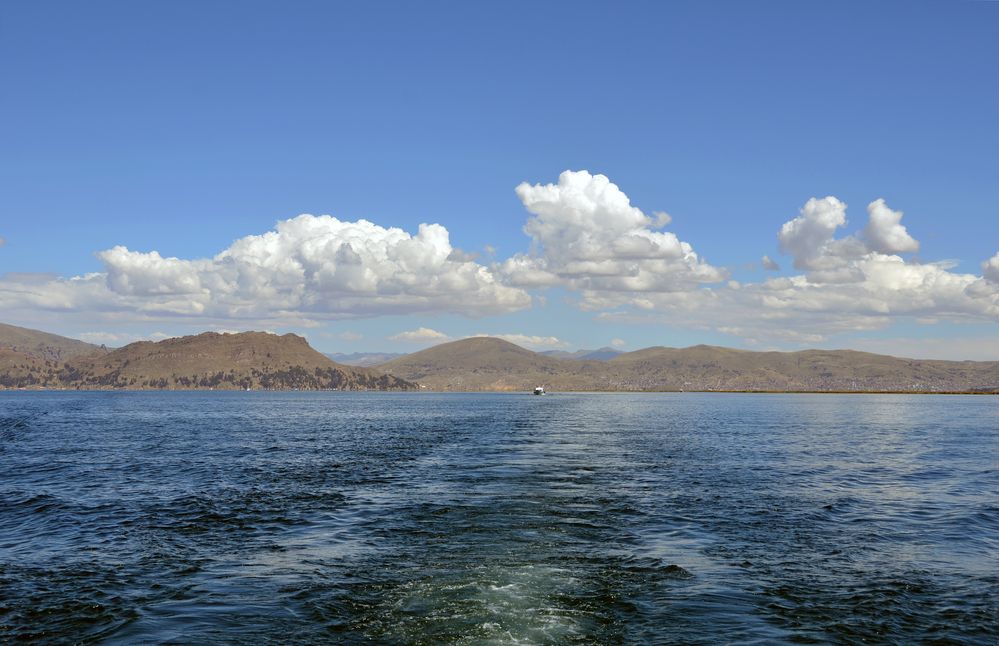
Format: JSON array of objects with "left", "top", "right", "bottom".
[{"left": 2, "top": 1, "right": 998, "bottom": 359}]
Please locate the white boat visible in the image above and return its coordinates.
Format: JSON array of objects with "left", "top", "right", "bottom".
[{"left": 533, "top": 386, "right": 545, "bottom": 395}]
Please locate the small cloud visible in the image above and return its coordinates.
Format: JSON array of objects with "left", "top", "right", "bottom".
[
  {"left": 338, "top": 331, "right": 363, "bottom": 341},
  {"left": 77, "top": 331, "right": 171, "bottom": 345},
  {"left": 864, "top": 199, "right": 918, "bottom": 254},
  {"left": 472, "top": 333, "right": 568, "bottom": 350},
  {"left": 610, "top": 338, "right": 626, "bottom": 348},
  {"left": 390, "top": 327, "right": 451, "bottom": 343},
  {"left": 652, "top": 211, "right": 672, "bottom": 227},
  {"left": 983, "top": 251, "right": 999, "bottom": 283},
  {"left": 761, "top": 255, "right": 780, "bottom": 271},
  {"left": 484, "top": 244, "right": 496, "bottom": 256}
]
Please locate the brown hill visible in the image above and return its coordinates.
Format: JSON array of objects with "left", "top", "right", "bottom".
[
  {"left": 0, "top": 347, "right": 50, "bottom": 385},
  {"left": 379, "top": 337, "right": 577, "bottom": 391},
  {"left": 597, "top": 345, "right": 999, "bottom": 392},
  {"left": 378, "top": 338, "right": 999, "bottom": 393},
  {"left": 1, "top": 330, "right": 416, "bottom": 391},
  {"left": 0, "top": 322, "right": 106, "bottom": 361}
]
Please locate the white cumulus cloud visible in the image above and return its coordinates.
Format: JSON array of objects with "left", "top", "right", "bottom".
[
  {"left": 777, "top": 197, "right": 920, "bottom": 277},
  {"left": 777, "top": 196, "right": 853, "bottom": 270},
  {"left": 499, "top": 170, "right": 725, "bottom": 300},
  {"left": 863, "top": 199, "right": 919, "bottom": 254},
  {"left": 983, "top": 252, "right": 999, "bottom": 283},
  {"left": 0, "top": 215, "right": 531, "bottom": 324},
  {"left": 389, "top": 327, "right": 451, "bottom": 343},
  {"left": 593, "top": 194, "right": 999, "bottom": 344},
  {"left": 471, "top": 333, "right": 568, "bottom": 350}
]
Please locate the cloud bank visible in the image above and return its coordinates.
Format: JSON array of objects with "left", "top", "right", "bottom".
[
  {"left": 3, "top": 170, "right": 997, "bottom": 349},
  {"left": 1, "top": 215, "right": 530, "bottom": 324},
  {"left": 594, "top": 192, "right": 998, "bottom": 343},
  {"left": 389, "top": 327, "right": 451, "bottom": 343}
]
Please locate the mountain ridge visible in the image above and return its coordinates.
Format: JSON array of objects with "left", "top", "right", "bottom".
[
  {"left": 0, "top": 328, "right": 416, "bottom": 391},
  {"left": 379, "top": 338, "right": 999, "bottom": 393},
  {"left": 3, "top": 323, "right": 997, "bottom": 393}
]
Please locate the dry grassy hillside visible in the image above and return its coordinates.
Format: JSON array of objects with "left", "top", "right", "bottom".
[
  {"left": 378, "top": 339, "right": 999, "bottom": 393},
  {"left": 0, "top": 347, "right": 50, "bottom": 385},
  {"left": 0, "top": 322, "right": 106, "bottom": 361},
  {"left": 597, "top": 345, "right": 999, "bottom": 392},
  {"left": 379, "top": 337, "right": 582, "bottom": 390},
  {"left": 1, "top": 331, "right": 416, "bottom": 391}
]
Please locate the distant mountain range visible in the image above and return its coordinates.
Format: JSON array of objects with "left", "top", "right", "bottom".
[
  {"left": 378, "top": 337, "right": 999, "bottom": 393},
  {"left": 0, "top": 323, "right": 415, "bottom": 390},
  {"left": 540, "top": 347, "right": 623, "bottom": 361},
  {"left": 3, "top": 323, "right": 998, "bottom": 393},
  {"left": 325, "top": 351, "right": 407, "bottom": 367},
  {"left": 326, "top": 347, "right": 622, "bottom": 366}
]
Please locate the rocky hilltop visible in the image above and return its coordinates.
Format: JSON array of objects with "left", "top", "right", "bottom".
[
  {"left": 1, "top": 328, "right": 416, "bottom": 391},
  {"left": 378, "top": 338, "right": 999, "bottom": 393}
]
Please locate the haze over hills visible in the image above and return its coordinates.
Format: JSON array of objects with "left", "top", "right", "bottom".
[
  {"left": 325, "top": 352, "right": 407, "bottom": 367},
  {"left": 540, "top": 347, "right": 623, "bottom": 361},
  {"left": 327, "top": 347, "right": 622, "bottom": 366},
  {"left": 378, "top": 338, "right": 999, "bottom": 393},
  {"left": 0, "top": 327, "right": 416, "bottom": 390}
]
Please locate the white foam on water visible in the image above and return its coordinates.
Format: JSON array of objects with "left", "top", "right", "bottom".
[{"left": 382, "top": 563, "right": 587, "bottom": 645}]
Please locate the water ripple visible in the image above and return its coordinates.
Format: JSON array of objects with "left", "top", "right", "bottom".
[{"left": 0, "top": 391, "right": 996, "bottom": 644}]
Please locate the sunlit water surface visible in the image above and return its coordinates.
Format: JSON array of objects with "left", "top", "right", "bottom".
[{"left": 1, "top": 392, "right": 996, "bottom": 644}]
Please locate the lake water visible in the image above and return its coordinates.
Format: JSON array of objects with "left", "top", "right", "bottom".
[{"left": 1, "top": 392, "right": 996, "bottom": 644}]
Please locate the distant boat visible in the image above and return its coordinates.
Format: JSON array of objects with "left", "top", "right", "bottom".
[{"left": 533, "top": 386, "right": 546, "bottom": 395}]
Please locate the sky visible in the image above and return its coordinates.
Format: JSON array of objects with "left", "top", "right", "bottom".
[{"left": 1, "top": 0, "right": 998, "bottom": 359}]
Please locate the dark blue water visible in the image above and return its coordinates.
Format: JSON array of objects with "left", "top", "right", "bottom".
[{"left": 1, "top": 392, "right": 996, "bottom": 644}]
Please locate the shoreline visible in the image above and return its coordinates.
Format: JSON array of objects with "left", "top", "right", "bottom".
[{"left": 2, "top": 387, "right": 996, "bottom": 395}]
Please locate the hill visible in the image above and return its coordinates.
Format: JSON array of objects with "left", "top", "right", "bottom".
[
  {"left": 379, "top": 337, "right": 576, "bottom": 391},
  {"left": 379, "top": 339, "right": 999, "bottom": 393},
  {"left": 1, "top": 330, "right": 416, "bottom": 391},
  {"left": 0, "top": 322, "right": 107, "bottom": 361}
]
